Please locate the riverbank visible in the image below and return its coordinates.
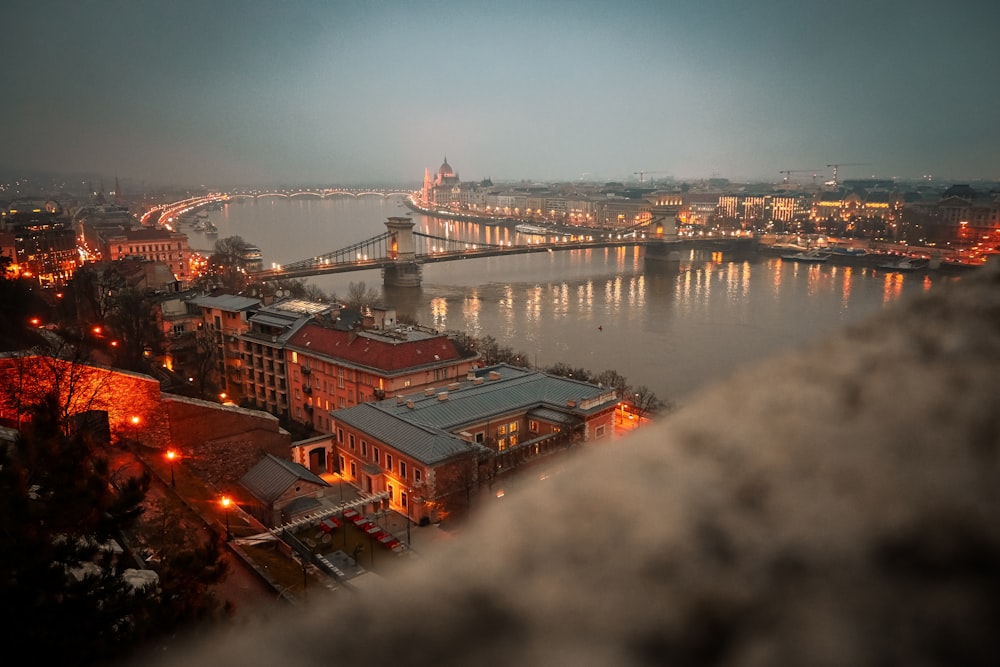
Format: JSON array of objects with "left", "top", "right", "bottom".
[
  {"left": 404, "top": 197, "right": 595, "bottom": 236},
  {"left": 755, "top": 238, "right": 987, "bottom": 273}
]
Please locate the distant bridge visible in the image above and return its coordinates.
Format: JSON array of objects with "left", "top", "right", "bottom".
[
  {"left": 250, "top": 214, "right": 753, "bottom": 287},
  {"left": 227, "top": 189, "right": 414, "bottom": 200}
]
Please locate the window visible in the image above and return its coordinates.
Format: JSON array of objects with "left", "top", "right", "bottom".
[
  {"left": 349, "top": 434, "right": 355, "bottom": 450},
  {"left": 401, "top": 492, "right": 408, "bottom": 510},
  {"left": 361, "top": 441, "right": 368, "bottom": 457},
  {"left": 374, "top": 448, "right": 380, "bottom": 464},
  {"left": 497, "top": 425, "right": 506, "bottom": 436},
  {"left": 387, "top": 484, "right": 394, "bottom": 503},
  {"left": 510, "top": 435, "right": 518, "bottom": 447},
  {"left": 338, "top": 455, "right": 345, "bottom": 474},
  {"left": 498, "top": 437, "right": 507, "bottom": 451},
  {"left": 349, "top": 461, "right": 356, "bottom": 479},
  {"left": 595, "top": 425, "right": 606, "bottom": 438},
  {"left": 399, "top": 460, "right": 407, "bottom": 478},
  {"left": 386, "top": 454, "right": 392, "bottom": 471},
  {"left": 475, "top": 432, "right": 485, "bottom": 443},
  {"left": 508, "top": 421, "right": 518, "bottom": 433},
  {"left": 529, "top": 420, "right": 539, "bottom": 433},
  {"left": 414, "top": 469, "right": 421, "bottom": 484},
  {"left": 338, "top": 368, "right": 345, "bottom": 389}
]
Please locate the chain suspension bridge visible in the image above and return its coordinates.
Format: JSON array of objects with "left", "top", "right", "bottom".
[{"left": 249, "top": 211, "right": 753, "bottom": 287}]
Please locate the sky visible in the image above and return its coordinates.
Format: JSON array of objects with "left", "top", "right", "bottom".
[{"left": 5, "top": 0, "right": 1000, "bottom": 190}]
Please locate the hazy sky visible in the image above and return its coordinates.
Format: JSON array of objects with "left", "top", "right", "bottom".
[{"left": 6, "top": 0, "right": 999, "bottom": 189}]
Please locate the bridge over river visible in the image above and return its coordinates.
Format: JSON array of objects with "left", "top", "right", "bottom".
[{"left": 250, "top": 214, "right": 754, "bottom": 287}]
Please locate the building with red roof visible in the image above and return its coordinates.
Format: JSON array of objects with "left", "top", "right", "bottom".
[{"left": 284, "top": 318, "right": 480, "bottom": 434}]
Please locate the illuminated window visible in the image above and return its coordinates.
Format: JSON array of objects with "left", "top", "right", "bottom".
[
  {"left": 508, "top": 421, "right": 517, "bottom": 433},
  {"left": 498, "top": 437, "right": 507, "bottom": 451},
  {"left": 510, "top": 435, "right": 518, "bottom": 448},
  {"left": 498, "top": 425, "right": 506, "bottom": 436},
  {"left": 529, "top": 420, "right": 539, "bottom": 433}
]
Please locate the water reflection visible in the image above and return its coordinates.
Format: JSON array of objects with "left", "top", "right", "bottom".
[{"left": 215, "top": 198, "right": 957, "bottom": 401}]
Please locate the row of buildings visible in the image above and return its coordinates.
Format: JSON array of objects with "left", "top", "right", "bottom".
[
  {"left": 148, "top": 288, "right": 620, "bottom": 522},
  {"left": 0, "top": 194, "right": 202, "bottom": 288},
  {"left": 419, "top": 157, "right": 1000, "bottom": 246}
]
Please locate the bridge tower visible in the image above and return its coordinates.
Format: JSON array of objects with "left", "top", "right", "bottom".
[
  {"left": 644, "top": 203, "right": 683, "bottom": 263},
  {"left": 382, "top": 216, "right": 422, "bottom": 287}
]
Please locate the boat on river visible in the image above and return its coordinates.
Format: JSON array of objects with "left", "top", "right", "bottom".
[
  {"left": 515, "top": 223, "right": 550, "bottom": 235},
  {"left": 781, "top": 249, "right": 830, "bottom": 263},
  {"left": 876, "top": 257, "right": 928, "bottom": 271}
]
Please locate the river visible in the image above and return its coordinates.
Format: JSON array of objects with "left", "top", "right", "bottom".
[{"left": 195, "top": 196, "right": 957, "bottom": 406}]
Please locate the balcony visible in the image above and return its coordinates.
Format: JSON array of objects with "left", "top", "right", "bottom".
[
  {"left": 301, "top": 366, "right": 311, "bottom": 375},
  {"left": 303, "top": 385, "right": 312, "bottom": 394}
]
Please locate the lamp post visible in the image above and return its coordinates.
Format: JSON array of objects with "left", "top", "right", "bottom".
[
  {"left": 221, "top": 496, "right": 232, "bottom": 541},
  {"left": 405, "top": 491, "right": 411, "bottom": 546},
  {"left": 130, "top": 415, "right": 140, "bottom": 443},
  {"left": 166, "top": 449, "right": 177, "bottom": 488}
]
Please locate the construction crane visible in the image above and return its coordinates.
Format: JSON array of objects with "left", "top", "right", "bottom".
[
  {"left": 825, "top": 162, "right": 870, "bottom": 187},
  {"left": 778, "top": 169, "right": 821, "bottom": 184},
  {"left": 633, "top": 170, "right": 668, "bottom": 184}
]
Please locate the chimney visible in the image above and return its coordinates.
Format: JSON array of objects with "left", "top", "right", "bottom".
[
  {"left": 459, "top": 431, "right": 473, "bottom": 442},
  {"left": 396, "top": 395, "right": 405, "bottom": 405},
  {"left": 437, "top": 391, "right": 449, "bottom": 401},
  {"left": 448, "top": 382, "right": 461, "bottom": 391},
  {"left": 488, "top": 371, "right": 501, "bottom": 380},
  {"left": 424, "top": 387, "right": 436, "bottom": 397},
  {"left": 406, "top": 400, "right": 415, "bottom": 409},
  {"left": 473, "top": 377, "right": 485, "bottom": 385},
  {"left": 466, "top": 371, "right": 476, "bottom": 381}
]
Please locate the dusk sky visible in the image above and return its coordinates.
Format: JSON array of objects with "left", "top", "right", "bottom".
[{"left": 6, "top": 0, "right": 999, "bottom": 189}]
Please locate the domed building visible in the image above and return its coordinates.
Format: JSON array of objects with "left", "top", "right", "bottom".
[{"left": 421, "top": 156, "right": 462, "bottom": 207}]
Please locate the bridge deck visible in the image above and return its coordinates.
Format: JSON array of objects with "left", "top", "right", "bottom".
[{"left": 251, "top": 235, "right": 753, "bottom": 281}]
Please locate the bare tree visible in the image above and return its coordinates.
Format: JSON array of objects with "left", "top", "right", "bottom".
[
  {"left": 629, "top": 385, "right": 669, "bottom": 425},
  {"left": 187, "top": 327, "right": 220, "bottom": 399},
  {"left": 106, "top": 287, "right": 163, "bottom": 372},
  {"left": 595, "top": 370, "right": 629, "bottom": 398},
  {"left": 207, "top": 235, "right": 254, "bottom": 290},
  {"left": 345, "top": 281, "right": 379, "bottom": 309}
]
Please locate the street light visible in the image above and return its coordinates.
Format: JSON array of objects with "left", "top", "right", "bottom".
[
  {"left": 221, "top": 496, "right": 232, "bottom": 541},
  {"left": 166, "top": 449, "right": 177, "bottom": 488},
  {"left": 130, "top": 415, "right": 140, "bottom": 442},
  {"left": 405, "top": 491, "right": 412, "bottom": 546}
]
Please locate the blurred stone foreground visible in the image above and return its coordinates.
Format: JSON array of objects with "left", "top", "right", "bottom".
[{"left": 149, "top": 262, "right": 1000, "bottom": 667}]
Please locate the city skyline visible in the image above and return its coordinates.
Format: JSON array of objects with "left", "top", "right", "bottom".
[{"left": 5, "top": 0, "right": 1000, "bottom": 190}]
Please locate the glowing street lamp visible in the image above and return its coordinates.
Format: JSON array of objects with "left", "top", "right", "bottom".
[
  {"left": 221, "top": 496, "right": 232, "bottom": 541},
  {"left": 130, "top": 415, "right": 140, "bottom": 442},
  {"left": 166, "top": 449, "right": 178, "bottom": 488}
]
